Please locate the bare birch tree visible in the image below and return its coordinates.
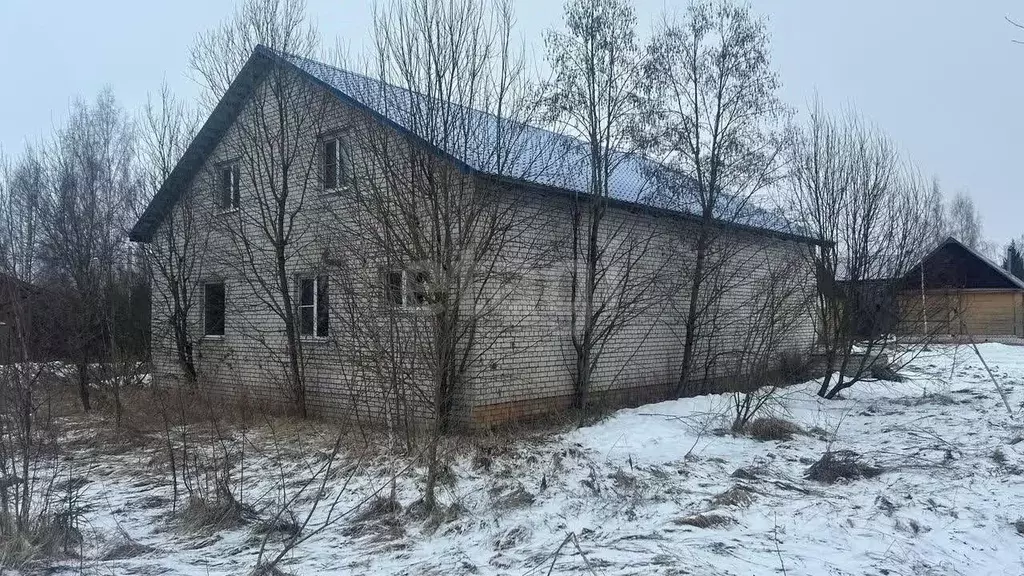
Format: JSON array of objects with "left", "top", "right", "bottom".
[
  {"left": 925, "top": 176, "right": 948, "bottom": 247},
  {"left": 38, "top": 90, "right": 142, "bottom": 412},
  {"left": 0, "top": 147, "right": 63, "bottom": 558},
  {"left": 328, "top": 0, "right": 560, "bottom": 511},
  {"left": 1, "top": 147, "right": 44, "bottom": 285},
  {"left": 140, "top": 82, "right": 204, "bottom": 385},
  {"left": 947, "top": 189, "right": 982, "bottom": 250},
  {"left": 645, "top": 0, "right": 789, "bottom": 398},
  {"left": 191, "top": 0, "right": 324, "bottom": 416},
  {"left": 542, "top": 0, "right": 665, "bottom": 416}
]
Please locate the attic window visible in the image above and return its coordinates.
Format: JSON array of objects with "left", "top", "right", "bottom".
[
  {"left": 323, "top": 137, "right": 350, "bottom": 191},
  {"left": 219, "top": 163, "right": 240, "bottom": 210}
]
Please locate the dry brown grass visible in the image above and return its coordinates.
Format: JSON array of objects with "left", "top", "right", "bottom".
[
  {"left": 711, "top": 485, "right": 756, "bottom": 508},
  {"left": 747, "top": 417, "right": 802, "bottom": 441},
  {"left": 177, "top": 492, "right": 258, "bottom": 533},
  {"left": 673, "top": 513, "right": 735, "bottom": 529},
  {"left": 100, "top": 533, "right": 155, "bottom": 560},
  {"left": 342, "top": 494, "right": 405, "bottom": 541},
  {"left": 250, "top": 563, "right": 295, "bottom": 576},
  {"left": 351, "top": 494, "right": 403, "bottom": 524},
  {"left": 805, "top": 450, "right": 883, "bottom": 484},
  {"left": 252, "top": 513, "right": 302, "bottom": 540},
  {"left": 489, "top": 483, "right": 536, "bottom": 510},
  {"left": 0, "top": 512, "right": 85, "bottom": 568}
]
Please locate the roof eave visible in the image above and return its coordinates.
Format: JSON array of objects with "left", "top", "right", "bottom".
[{"left": 477, "top": 172, "right": 824, "bottom": 246}]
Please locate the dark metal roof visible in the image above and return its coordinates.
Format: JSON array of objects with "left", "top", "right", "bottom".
[
  {"left": 902, "top": 236, "right": 1024, "bottom": 291},
  {"left": 130, "top": 45, "right": 817, "bottom": 244}
]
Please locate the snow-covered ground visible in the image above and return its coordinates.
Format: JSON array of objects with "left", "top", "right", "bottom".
[{"left": 28, "top": 344, "right": 1024, "bottom": 575}]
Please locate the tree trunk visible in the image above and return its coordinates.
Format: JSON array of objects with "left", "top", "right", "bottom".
[
  {"left": 172, "top": 303, "right": 198, "bottom": 385},
  {"left": 276, "top": 240, "right": 306, "bottom": 418},
  {"left": 423, "top": 437, "right": 439, "bottom": 512},
  {"left": 677, "top": 222, "right": 710, "bottom": 397},
  {"left": 574, "top": 201, "right": 601, "bottom": 418},
  {"left": 77, "top": 358, "right": 91, "bottom": 412},
  {"left": 575, "top": 335, "right": 592, "bottom": 411},
  {"left": 823, "top": 378, "right": 850, "bottom": 400},
  {"left": 816, "top": 362, "right": 834, "bottom": 398}
]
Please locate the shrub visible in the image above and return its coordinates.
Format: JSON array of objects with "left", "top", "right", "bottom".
[
  {"left": 674, "top": 513, "right": 734, "bottom": 528},
  {"left": 747, "top": 417, "right": 802, "bottom": 441},
  {"left": 805, "top": 450, "right": 882, "bottom": 483},
  {"left": 0, "top": 509, "right": 86, "bottom": 567},
  {"left": 178, "top": 488, "right": 257, "bottom": 532},
  {"left": 870, "top": 363, "right": 905, "bottom": 383}
]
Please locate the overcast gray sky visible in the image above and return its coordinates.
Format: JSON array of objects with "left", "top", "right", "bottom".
[{"left": 1, "top": 0, "right": 1021, "bottom": 246}]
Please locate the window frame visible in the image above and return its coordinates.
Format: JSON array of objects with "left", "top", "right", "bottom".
[
  {"left": 203, "top": 281, "right": 226, "bottom": 338},
  {"left": 297, "top": 274, "right": 329, "bottom": 339},
  {"left": 321, "top": 134, "right": 351, "bottom": 194},
  {"left": 383, "top": 267, "right": 431, "bottom": 310},
  {"left": 384, "top": 269, "right": 405, "bottom": 307},
  {"left": 217, "top": 161, "right": 241, "bottom": 212}
]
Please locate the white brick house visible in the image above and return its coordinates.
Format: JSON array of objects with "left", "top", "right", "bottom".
[{"left": 131, "top": 46, "right": 820, "bottom": 429}]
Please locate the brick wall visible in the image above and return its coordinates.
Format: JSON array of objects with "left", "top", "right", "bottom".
[{"left": 464, "top": 185, "right": 818, "bottom": 427}]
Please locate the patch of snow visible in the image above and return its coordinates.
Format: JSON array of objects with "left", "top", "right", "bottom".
[{"left": 23, "top": 344, "right": 1024, "bottom": 575}]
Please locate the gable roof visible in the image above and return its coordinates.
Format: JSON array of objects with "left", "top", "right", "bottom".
[
  {"left": 130, "top": 45, "right": 815, "bottom": 244},
  {"left": 902, "top": 236, "right": 1024, "bottom": 291}
]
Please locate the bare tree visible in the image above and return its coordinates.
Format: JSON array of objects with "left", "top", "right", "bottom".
[
  {"left": 645, "top": 0, "right": 789, "bottom": 398},
  {"left": 0, "top": 146, "right": 86, "bottom": 559},
  {"left": 947, "top": 189, "right": 983, "bottom": 250},
  {"left": 925, "top": 176, "right": 948, "bottom": 247},
  {"left": 326, "top": 0, "right": 561, "bottom": 511},
  {"left": 141, "top": 82, "right": 204, "bottom": 385},
  {"left": 727, "top": 252, "right": 814, "bottom": 431},
  {"left": 1006, "top": 15, "right": 1024, "bottom": 43},
  {"left": 1, "top": 147, "right": 44, "bottom": 285},
  {"left": 38, "top": 89, "right": 142, "bottom": 412},
  {"left": 0, "top": 153, "right": 45, "bottom": 556},
  {"left": 788, "top": 104, "right": 939, "bottom": 399},
  {"left": 189, "top": 0, "right": 319, "bottom": 114},
  {"left": 191, "top": 0, "right": 323, "bottom": 417},
  {"left": 542, "top": 0, "right": 665, "bottom": 417}
]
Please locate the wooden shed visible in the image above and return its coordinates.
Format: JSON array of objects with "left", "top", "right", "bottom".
[{"left": 897, "top": 237, "right": 1024, "bottom": 338}]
